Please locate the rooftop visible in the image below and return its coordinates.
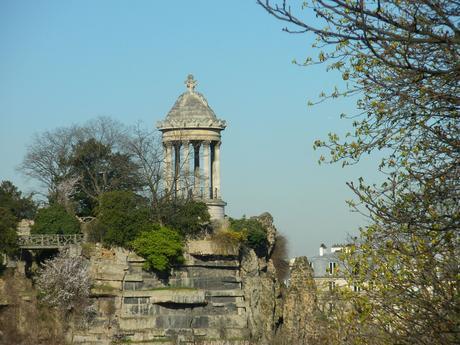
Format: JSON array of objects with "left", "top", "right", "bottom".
[{"left": 157, "top": 75, "right": 226, "bottom": 131}]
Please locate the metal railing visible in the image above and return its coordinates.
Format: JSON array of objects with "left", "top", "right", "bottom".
[{"left": 18, "top": 234, "right": 84, "bottom": 249}]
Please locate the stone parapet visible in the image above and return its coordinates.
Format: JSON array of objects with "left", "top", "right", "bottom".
[
  {"left": 123, "top": 288, "right": 207, "bottom": 305},
  {"left": 187, "top": 240, "right": 238, "bottom": 257}
]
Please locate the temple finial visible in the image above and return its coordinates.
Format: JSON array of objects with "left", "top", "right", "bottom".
[{"left": 185, "top": 74, "right": 197, "bottom": 92}]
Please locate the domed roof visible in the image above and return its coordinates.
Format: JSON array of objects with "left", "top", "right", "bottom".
[{"left": 157, "top": 75, "right": 226, "bottom": 131}]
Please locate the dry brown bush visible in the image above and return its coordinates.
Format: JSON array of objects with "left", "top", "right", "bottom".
[
  {"left": 271, "top": 234, "right": 289, "bottom": 282},
  {"left": 210, "top": 229, "right": 245, "bottom": 255}
]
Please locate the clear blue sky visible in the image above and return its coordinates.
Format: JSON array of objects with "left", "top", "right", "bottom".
[{"left": 0, "top": 1, "right": 379, "bottom": 257}]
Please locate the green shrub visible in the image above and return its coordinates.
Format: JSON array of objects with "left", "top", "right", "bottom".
[
  {"left": 229, "top": 217, "right": 268, "bottom": 257},
  {"left": 0, "top": 207, "right": 19, "bottom": 259},
  {"left": 32, "top": 204, "right": 80, "bottom": 235},
  {"left": 160, "top": 200, "right": 210, "bottom": 237},
  {"left": 131, "top": 224, "right": 184, "bottom": 273},
  {"left": 85, "top": 218, "right": 108, "bottom": 244},
  {"left": 96, "top": 191, "right": 150, "bottom": 247},
  {"left": 0, "top": 181, "right": 35, "bottom": 262}
]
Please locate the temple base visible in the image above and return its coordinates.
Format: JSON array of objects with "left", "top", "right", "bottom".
[{"left": 205, "top": 199, "right": 227, "bottom": 221}]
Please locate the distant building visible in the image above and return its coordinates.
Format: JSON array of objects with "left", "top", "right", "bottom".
[
  {"left": 289, "top": 243, "right": 363, "bottom": 313},
  {"left": 308, "top": 244, "right": 346, "bottom": 312}
]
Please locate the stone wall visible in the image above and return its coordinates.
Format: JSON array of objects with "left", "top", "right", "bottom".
[{"left": 72, "top": 240, "right": 253, "bottom": 345}]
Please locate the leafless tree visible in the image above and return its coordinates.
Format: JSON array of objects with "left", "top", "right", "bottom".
[
  {"left": 20, "top": 125, "right": 81, "bottom": 198},
  {"left": 20, "top": 117, "right": 137, "bottom": 207},
  {"left": 123, "top": 123, "right": 164, "bottom": 207}
]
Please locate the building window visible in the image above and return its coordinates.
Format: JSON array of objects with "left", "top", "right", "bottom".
[
  {"left": 328, "top": 281, "right": 336, "bottom": 291},
  {"left": 328, "top": 262, "right": 337, "bottom": 275}
]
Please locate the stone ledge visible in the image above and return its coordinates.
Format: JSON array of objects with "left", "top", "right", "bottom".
[
  {"left": 124, "top": 274, "right": 144, "bottom": 282},
  {"left": 127, "top": 252, "right": 145, "bottom": 263},
  {"left": 206, "top": 290, "right": 245, "bottom": 297},
  {"left": 123, "top": 289, "right": 206, "bottom": 305},
  {"left": 182, "top": 257, "right": 240, "bottom": 268},
  {"left": 187, "top": 240, "right": 238, "bottom": 257},
  {"left": 119, "top": 315, "right": 247, "bottom": 331}
]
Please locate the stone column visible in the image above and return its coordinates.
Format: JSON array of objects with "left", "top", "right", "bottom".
[
  {"left": 202, "top": 140, "right": 211, "bottom": 199},
  {"left": 212, "top": 141, "right": 221, "bottom": 199},
  {"left": 193, "top": 142, "right": 201, "bottom": 197},
  {"left": 163, "top": 142, "right": 173, "bottom": 193},
  {"left": 174, "top": 142, "right": 181, "bottom": 196},
  {"left": 182, "top": 140, "right": 191, "bottom": 197}
]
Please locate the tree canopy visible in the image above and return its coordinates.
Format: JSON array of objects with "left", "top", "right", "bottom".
[
  {"left": 159, "top": 199, "right": 210, "bottom": 237},
  {"left": 32, "top": 204, "right": 81, "bottom": 235},
  {"left": 0, "top": 180, "right": 36, "bottom": 220},
  {"left": 0, "top": 180, "right": 37, "bottom": 261},
  {"left": 0, "top": 207, "right": 19, "bottom": 260},
  {"left": 20, "top": 117, "right": 144, "bottom": 216},
  {"left": 95, "top": 190, "right": 150, "bottom": 247},
  {"left": 258, "top": 1, "right": 459, "bottom": 344},
  {"left": 68, "top": 138, "right": 142, "bottom": 216}
]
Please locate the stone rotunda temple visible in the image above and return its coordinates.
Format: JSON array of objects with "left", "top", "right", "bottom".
[{"left": 157, "top": 75, "right": 227, "bottom": 220}]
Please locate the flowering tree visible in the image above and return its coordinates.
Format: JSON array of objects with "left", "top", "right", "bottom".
[{"left": 36, "top": 251, "right": 91, "bottom": 311}]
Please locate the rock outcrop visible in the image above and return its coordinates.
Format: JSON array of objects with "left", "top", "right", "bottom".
[
  {"left": 241, "top": 213, "right": 284, "bottom": 345},
  {"left": 4, "top": 213, "right": 292, "bottom": 345},
  {"left": 278, "top": 257, "right": 319, "bottom": 345},
  {"left": 252, "top": 213, "right": 277, "bottom": 256},
  {"left": 70, "top": 213, "right": 289, "bottom": 345},
  {"left": 73, "top": 240, "right": 251, "bottom": 345},
  {"left": 0, "top": 272, "right": 66, "bottom": 345},
  {"left": 240, "top": 249, "right": 284, "bottom": 345}
]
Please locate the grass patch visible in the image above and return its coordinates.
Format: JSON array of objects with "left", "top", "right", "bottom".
[{"left": 94, "top": 284, "right": 118, "bottom": 291}]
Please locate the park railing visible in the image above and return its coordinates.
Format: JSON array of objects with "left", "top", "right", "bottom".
[{"left": 18, "top": 234, "right": 84, "bottom": 249}]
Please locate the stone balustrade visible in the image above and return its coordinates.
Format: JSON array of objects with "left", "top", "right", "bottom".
[{"left": 17, "top": 234, "right": 84, "bottom": 249}]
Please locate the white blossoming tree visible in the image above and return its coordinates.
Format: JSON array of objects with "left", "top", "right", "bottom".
[{"left": 36, "top": 250, "right": 91, "bottom": 311}]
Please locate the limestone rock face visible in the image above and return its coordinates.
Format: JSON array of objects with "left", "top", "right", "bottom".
[
  {"left": 0, "top": 278, "right": 7, "bottom": 306},
  {"left": 187, "top": 239, "right": 239, "bottom": 257},
  {"left": 280, "top": 257, "right": 319, "bottom": 345},
  {"left": 16, "top": 219, "right": 33, "bottom": 236},
  {"left": 252, "top": 212, "right": 277, "bottom": 256},
  {"left": 240, "top": 215, "right": 284, "bottom": 345},
  {"left": 74, "top": 240, "right": 252, "bottom": 345}
]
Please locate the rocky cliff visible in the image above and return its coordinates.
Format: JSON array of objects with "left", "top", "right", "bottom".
[
  {"left": 1, "top": 213, "right": 315, "bottom": 345},
  {"left": 69, "top": 213, "right": 285, "bottom": 345},
  {"left": 240, "top": 213, "right": 284, "bottom": 345}
]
